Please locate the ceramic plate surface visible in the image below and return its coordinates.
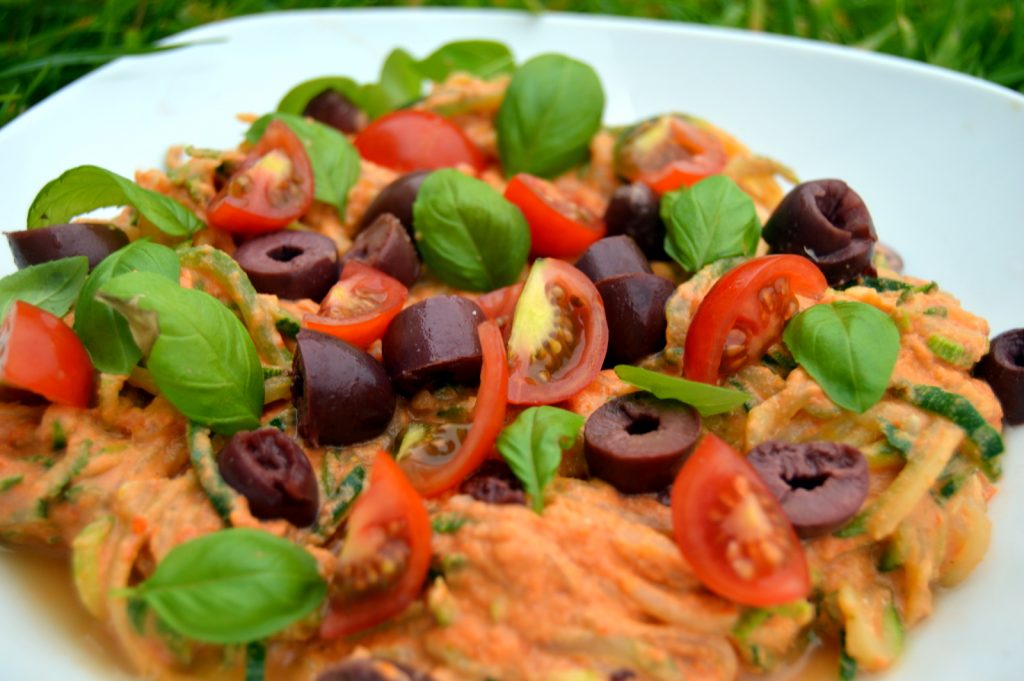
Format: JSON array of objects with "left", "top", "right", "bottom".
[{"left": 0, "top": 8, "right": 1021, "bottom": 680}]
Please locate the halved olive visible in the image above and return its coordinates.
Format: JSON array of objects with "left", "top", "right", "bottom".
[
  {"left": 316, "top": 659, "right": 434, "bottom": 681},
  {"left": 342, "top": 213, "right": 420, "bottom": 287},
  {"left": 584, "top": 392, "right": 701, "bottom": 494},
  {"left": 302, "top": 89, "right": 366, "bottom": 134},
  {"left": 976, "top": 328, "right": 1024, "bottom": 424},
  {"left": 597, "top": 272, "right": 674, "bottom": 366},
  {"left": 6, "top": 223, "right": 128, "bottom": 270},
  {"left": 603, "top": 182, "right": 667, "bottom": 260},
  {"left": 574, "top": 235, "right": 652, "bottom": 284},
  {"left": 459, "top": 460, "right": 526, "bottom": 505},
  {"left": 359, "top": 170, "right": 432, "bottom": 236},
  {"left": 234, "top": 230, "right": 339, "bottom": 301}
]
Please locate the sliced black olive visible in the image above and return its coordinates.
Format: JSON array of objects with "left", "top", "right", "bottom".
[
  {"left": 746, "top": 440, "right": 869, "bottom": 538},
  {"left": 574, "top": 235, "right": 652, "bottom": 284},
  {"left": 359, "top": 170, "right": 432, "bottom": 237},
  {"left": 342, "top": 213, "right": 420, "bottom": 287},
  {"left": 597, "top": 272, "right": 674, "bottom": 366},
  {"left": 6, "top": 223, "right": 128, "bottom": 270},
  {"left": 233, "top": 230, "right": 338, "bottom": 302},
  {"left": 603, "top": 183, "right": 666, "bottom": 260},
  {"left": 217, "top": 428, "right": 319, "bottom": 527},
  {"left": 302, "top": 89, "right": 367, "bottom": 134},
  {"left": 293, "top": 330, "right": 396, "bottom": 446},
  {"left": 762, "top": 179, "right": 877, "bottom": 287},
  {"left": 584, "top": 392, "right": 701, "bottom": 494},
  {"left": 381, "top": 296, "right": 485, "bottom": 395},
  {"left": 976, "top": 328, "right": 1024, "bottom": 424},
  {"left": 459, "top": 460, "right": 526, "bottom": 505},
  {"left": 316, "top": 659, "right": 434, "bottom": 681}
]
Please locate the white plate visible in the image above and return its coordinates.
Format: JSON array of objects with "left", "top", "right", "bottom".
[{"left": 0, "top": 8, "right": 1022, "bottom": 681}]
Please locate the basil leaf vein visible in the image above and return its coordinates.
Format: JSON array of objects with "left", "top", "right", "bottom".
[
  {"left": 497, "top": 406, "right": 584, "bottom": 513},
  {"left": 132, "top": 528, "right": 325, "bottom": 644},
  {"left": 661, "top": 175, "right": 761, "bottom": 273},
  {"left": 97, "top": 271, "right": 263, "bottom": 434},
  {"left": 0, "top": 256, "right": 88, "bottom": 318},
  {"left": 28, "top": 165, "right": 203, "bottom": 238},
  {"left": 417, "top": 40, "right": 515, "bottom": 81},
  {"left": 783, "top": 301, "right": 900, "bottom": 413},
  {"left": 613, "top": 365, "right": 751, "bottom": 416}
]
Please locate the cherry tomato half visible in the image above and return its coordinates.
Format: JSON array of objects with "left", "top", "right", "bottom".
[
  {"left": 504, "top": 174, "right": 606, "bottom": 258},
  {"left": 615, "top": 114, "right": 727, "bottom": 195},
  {"left": 321, "top": 451, "right": 432, "bottom": 638},
  {"left": 476, "top": 282, "right": 523, "bottom": 341},
  {"left": 683, "top": 255, "right": 827, "bottom": 384},
  {"left": 354, "top": 110, "right": 486, "bottom": 173},
  {"left": 399, "top": 320, "right": 508, "bottom": 497},
  {"left": 671, "top": 433, "right": 810, "bottom": 607},
  {"left": 507, "top": 258, "right": 609, "bottom": 405},
  {"left": 303, "top": 261, "right": 407, "bottom": 349},
  {"left": 0, "top": 301, "right": 94, "bottom": 408},
  {"left": 207, "top": 120, "right": 315, "bottom": 235}
]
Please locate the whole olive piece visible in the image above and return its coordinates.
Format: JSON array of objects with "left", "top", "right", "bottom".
[
  {"left": 302, "top": 89, "right": 367, "bottom": 134},
  {"left": 975, "top": 328, "right": 1024, "bottom": 424},
  {"left": 6, "top": 223, "right": 128, "bottom": 270},
  {"left": 342, "top": 213, "right": 420, "bottom": 287},
  {"left": 382, "top": 296, "right": 485, "bottom": 395},
  {"left": 459, "top": 460, "right": 526, "bottom": 505},
  {"left": 359, "top": 170, "right": 432, "bottom": 236},
  {"left": 603, "top": 183, "right": 667, "bottom": 260},
  {"left": 762, "top": 179, "right": 877, "bottom": 287},
  {"left": 293, "top": 330, "right": 396, "bottom": 446},
  {"left": 234, "top": 230, "right": 339, "bottom": 302},
  {"left": 584, "top": 392, "right": 701, "bottom": 494},
  {"left": 746, "top": 440, "right": 869, "bottom": 538},
  {"left": 574, "top": 235, "right": 652, "bottom": 284},
  {"left": 217, "top": 428, "right": 319, "bottom": 527},
  {"left": 316, "top": 659, "right": 434, "bottom": 681},
  {"left": 597, "top": 272, "right": 674, "bottom": 366}
]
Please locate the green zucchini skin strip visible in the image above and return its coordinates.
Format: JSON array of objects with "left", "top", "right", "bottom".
[
  {"left": 245, "top": 641, "right": 267, "bottom": 681},
  {"left": 187, "top": 422, "right": 238, "bottom": 523},
  {"left": 311, "top": 464, "right": 366, "bottom": 544}
]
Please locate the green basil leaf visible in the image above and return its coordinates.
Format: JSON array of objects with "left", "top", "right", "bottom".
[
  {"left": 496, "top": 53, "right": 605, "bottom": 178},
  {"left": 613, "top": 365, "right": 751, "bottom": 416},
  {"left": 27, "top": 165, "right": 203, "bottom": 238},
  {"left": 417, "top": 40, "right": 515, "bottom": 81},
  {"left": 661, "top": 175, "right": 761, "bottom": 273},
  {"left": 496, "top": 406, "right": 584, "bottom": 513},
  {"left": 379, "top": 48, "right": 423, "bottom": 110},
  {"left": 413, "top": 169, "right": 529, "bottom": 292},
  {"left": 246, "top": 113, "right": 360, "bottom": 211},
  {"left": 783, "top": 301, "right": 900, "bottom": 413},
  {"left": 132, "top": 528, "right": 325, "bottom": 644},
  {"left": 97, "top": 271, "right": 263, "bottom": 434},
  {"left": 0, "top": 256, "right": 88, "bottom": 319},
  {"left": 276, "top": 76, "right": 392, "bottom": 120},
  {"left": 74, "top": 240, "right": 179, "bottom": 374}
]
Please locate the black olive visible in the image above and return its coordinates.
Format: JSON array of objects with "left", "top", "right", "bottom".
[
  {"left": 574, "top": 235, "right": 652, "bottom": 284},
  {"left": 233, "top": 230, "right": 338, "bottom": 302},
  {"left": 6, "top": 223, "right": 128, "bottom": 270},
  {"left": 597, "top": 272, "right": 674, "bottom": 366},
  {"left": 603, "top": 183, "right": 666, "bottom": 260},
  {"left": 359, "top": 170, "right": 432, "bottom": 237},
  {"left": 342, "top": 213, "right": 420, "bottom": 287},
  {"left": 217, "top": 428, "right": 319, "bottom": 527},
  {"left": 459, "top": 460, "right": 526, "bottom": 505},
  {"left": 762, "top": 179, "right": 877, "bottom": 287},
  {"left": 746, "top": 440, "right": 869, "bottom": 538},
  {"left": 293, "top": 330, "right": 396, "bottom": 446},
  {"left": 316, "top": 659, "right": 434, "bottom": 681},
  {"left": 976, "top": 328, "right": 1024, "bottom": 424},
  {"left": 381, "top": 296, "right": 485, "bottom": 395},
  {"left": 584, "top": 392, "right": 701, "bottom": 494},
  {"left": 302, "top": 89, "right": 367, "bottom": 134}
]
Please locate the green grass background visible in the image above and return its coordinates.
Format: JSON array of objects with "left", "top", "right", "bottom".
[{"left": 2, "top": 0, "right": 1022, "bottom": 128}]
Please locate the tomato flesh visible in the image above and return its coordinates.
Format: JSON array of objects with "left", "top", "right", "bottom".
[
  {"left": 354, "top": 110, "right": 485, "bottom": 173},
  {"left": 671, "top": 433, "right": 810, "bottom": 607},
  {"left": 504, "top": 174, "right": 605, "bottom": 258},
  {"left": 615, "top": 114, "right": 727, "bottom": 195},
  {"left": 476, "top": 282, "right": 523, "bottom": 341},
  {"left": 207, "top": 120, "right": 315, "bottom": 234},
  {"left": 321, "top": 451, "right": 432, "bottom": 638},
  {"left": 0, "top": 301, "right": 94, "bottom": 408},
  {"left": 303, "top": 261, "right": 407, "bottom": 349},
  {"left": 683, "top": 255, "right": 827, "bottom": 384},
  {"left": 506, "top": 259, "right": 608, "bottom": 405}
]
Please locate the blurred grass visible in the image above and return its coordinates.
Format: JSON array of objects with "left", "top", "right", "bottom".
[{"left": 2, "top": 0, "right": 1022, "bottom": 128}]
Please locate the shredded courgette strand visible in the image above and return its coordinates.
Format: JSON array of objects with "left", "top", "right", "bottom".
[
  {"left": 245, "top": 641, "right": 267, "bottom": 681},
  {"left": 311, "top": 464, "right": 366, "bottom": 544},
  {"left": 186, "top": 422, "right": 237, "bottom": 523}
]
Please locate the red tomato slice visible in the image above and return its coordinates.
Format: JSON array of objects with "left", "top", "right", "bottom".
[
  {"left": 507, "top": 258, "right": 608, "bottom": 405},
  {"left": 354, "top": 110, "right": 485, "bottom": 173},
  {"left": 399, "top": 321, "right": 508, "bottom": 497},
  {"left": 207, "top": 120, "right": 315, "bottom": 234},
  {"left": 671, "top": 433, "right": 810, "bottom": 607},
  {"left": 476, "top": 282, "right": 523, "bottom": 341},
  {"left": 683, "top": 255, "right": 827, "bottom": 384},
  {"left": 616, "top": 114, "right": 727, "bottom": 195},
  {"left": 504, "top": 174, "right": 606, "bottom": 258},
  {"left": 303, "top": 261, "right": 407, "bottom": 349},
  {"left": 0, "top": 301, "right": 94, "bottom": 408},
  {"left": 320, "top": 451, "right": 432, "bottom": 638}
]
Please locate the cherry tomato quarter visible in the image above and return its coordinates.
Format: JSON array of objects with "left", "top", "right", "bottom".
[
  {"left": 354, "top": 110, "right": 486, "bottom": 173},
  {"left": 303, "top": 261, "right": 407, "bottom": 349},
  {"left": 615, "top": 114, "right": 727, "bottom": 195},
  {"left": 504, "top": 174, "right": 606, "bottom": 258}
]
